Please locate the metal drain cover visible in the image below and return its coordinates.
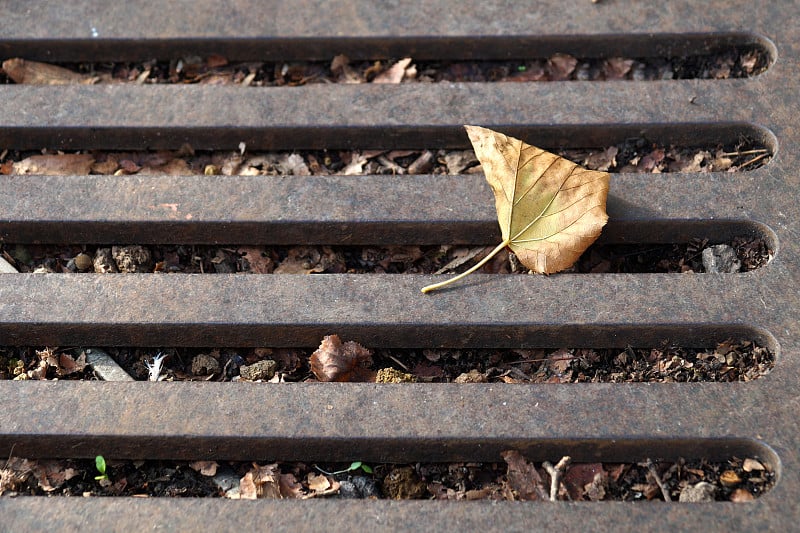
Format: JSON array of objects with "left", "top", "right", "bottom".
[{"left": 1, "top": 0, "right": 799, "bottom": 530}]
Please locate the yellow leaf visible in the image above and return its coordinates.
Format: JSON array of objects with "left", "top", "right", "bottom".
[{"left": 422, "top": 126, "right": 609, "bottom": 293}]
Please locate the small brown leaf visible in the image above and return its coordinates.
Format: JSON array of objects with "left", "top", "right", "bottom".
[
  {"left": 547, "top": 53, "right": 577, "bottom": 80},
  {"left": 307, "top": 472, "right": 331, "bottom": 492},
  {"left": 501, "top": 450, "right": 548, "bottom": 501},
  {"left": 279, "top": 473, "right": 305, "bottom": 498},
  {"left": 239, "top": 471, "right": 258, "bottom": 500},
  {"left": 373, "top": 58, "right": 412, "bottom": 84},
  {"left": 2, "top": 58, "right": 95, "bottom": 85},
  {"left": 238, "top": 247, "right": 274, "bottom": 274},
  {"left": 240, "top": 463, "right": 282, "bottom": 499},
  {"left": 562, "top": 462, "right": 604, "bottom": 500},
  {"left": 310, "top": 335, "right": 375, "bottom": 382},
  {"left": 57, "top": 351, "right": 87, "bottom": 376},
  {"left": 12, "top": 154, "right": 95, "bottom": 175},
  {"left": 189, "top": 461, "right": 219, "bottom": 476}
]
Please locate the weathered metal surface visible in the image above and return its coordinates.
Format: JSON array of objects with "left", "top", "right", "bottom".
[
  {"left": 0, "top": 174, "right": 777, "bottom": 244},
  {"left": 1, "top": 0, "right": 799, "bottom": 531}
]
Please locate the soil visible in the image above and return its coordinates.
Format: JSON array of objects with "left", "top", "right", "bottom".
[
  {"left": 1, "top": 455, "right": 774, "bottom": 502},
  {"left": 0, "top": 46, "right": 768, "bottom": 85}
]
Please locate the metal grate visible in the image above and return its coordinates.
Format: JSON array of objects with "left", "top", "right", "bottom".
[{"left": 1, "top": 0, "right": 798, "bottom": 529}]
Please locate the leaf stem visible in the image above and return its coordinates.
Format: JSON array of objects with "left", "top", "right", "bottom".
[{"left": 421, "top": 240, "right": 510, "bottom": 294}]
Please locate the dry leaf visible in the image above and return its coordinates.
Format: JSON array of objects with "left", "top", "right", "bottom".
[
  {"left": 2, "top": 58, "right": 95, "bottom": 85},
  {"left": 238, "top": 247, "right": 274, "bottom": 274},
  {"left": 279, "top": 473, "right": 305, "bottom": 498},
  {"left": 501, "top": 450, "right": 547, "bottom": 501},
  {"left": 422, "top": 126, "right": 609, "bottom": 292},
  {"left": 189, "top": 461, "right": 219, "bottom": 476},
  {"left": 240, "top": 463, "right": 282, "bottom": 499},
  {"left": 310, "top": 334, "right": 376, "bottom": 382},
  {"left": 12, "top": 154, "right": 95, "bottom": 175},
  {"left": 373, "top": 58, "right": 413, "bottom": 84},
  {"left": 562, "top": 462, "right": 604, "bottom": 500}
]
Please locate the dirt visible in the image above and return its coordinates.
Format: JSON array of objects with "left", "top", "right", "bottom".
[
  {"left": 0, "top": 338, "right": 774, "bottom": 384},
  {"left": 0, "top": 47, "right": 768, "bottom": 86},
  {"left": 1, "top": 454, "right": 774, "bottom": 502}
]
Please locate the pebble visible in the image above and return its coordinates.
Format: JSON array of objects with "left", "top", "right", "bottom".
[
  {"left": 191, "top": 353, "right": 221, "bottom": 375},
  {"left": 93, "top": 248, "right": 119, "bottom": 273},
  {"left": 702, "top": 244, "right": 741, "bottom": 273},
  {"left": 74, "top": 253, "right": 94, "bottom": 271},
  {"left": 678, "top": 481, "right": 716, "bottom": 502},
  {"left": 112, "top": 245, "right": 153, "bottom": 273},
  {"left": 375, "top": 367, "right": 417, "bottom": 383},
  {"left": 338, "top": 475, "right": 381, "bottom": 499},
  {"left": 239, "top": 359, "right": 277, "bottom": 381},
  {"left": 83, "top": 348, "right": 135, "bottom": 381}
]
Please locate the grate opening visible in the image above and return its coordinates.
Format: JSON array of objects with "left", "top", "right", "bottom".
[
  {"left": 4, "top": 336, "right": 773, "bottom": 383},
  {"left": 0, "top": 135, "right": 774, "bottom": 175},
  {"left": 1, "top": 32, "right": 775, "bottom": 63},
  {"left": 0, "top": 451, "right": 777, "bottom": 501},
  {"left": 0, "top": 44, "right": 771, "bottom": 86},
  {"left": 0, "top": 235, "right": 774, "bottom": 275}
]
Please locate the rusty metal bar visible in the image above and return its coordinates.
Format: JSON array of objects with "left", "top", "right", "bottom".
[
  {"left": 0, "top": 173, "right": 777, "bottom": 245},
  {"left": 0, "top": 84, "right": 780, "bottom": 151},
  {"left": 0, "top": 272, "right": 783, "bottom": 347}
]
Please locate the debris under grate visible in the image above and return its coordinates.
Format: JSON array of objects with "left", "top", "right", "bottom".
[
  {"left": 0, "top": 454, "right": 775, "bottom": 502},
  {"left": 0, "top": 46, "right": 769, "bottom": 86}
]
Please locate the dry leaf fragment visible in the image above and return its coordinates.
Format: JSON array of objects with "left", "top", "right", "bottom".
[
  {"left": 189, "top": 461, "right": 219, "bottom": 476},
  {"left": 310, "top": 334, "right": 375, "bottom": 382},
  {"left": 12, "top": 154, "right": 95, "bottom": 175},
  {"left": 501, "top": 450, "right": 548, "bottom": 501},
  {"left": 2, "top": 58, "right": 96, "bottom": 85},
  {"left": 422, "top": 126, "right": 610, "bottom": 292},
  {"left": 373, "top": 58, "right": 413, "bottom": 84},
  {"left": 240, "top": 463, "right": 282, "bottom": 499}
]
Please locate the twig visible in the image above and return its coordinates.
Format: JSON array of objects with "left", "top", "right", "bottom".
[
  {"left": 542, "top": 456, "right": 571, "bottom": 501},
  {"left": 509, "top": 355, "right": 577, "bottom": 365},
  {"left": 720, "top": 148, "right": 767, "bottom": 157},
  {"left": 737, "top": 153, "right": 769, "bottom": 169},
  {"left": 646, "top": 459, "right": 671, "bottom": 502},
  {"left": 387, "top": 354, "right": 410, "bottom": 371}
]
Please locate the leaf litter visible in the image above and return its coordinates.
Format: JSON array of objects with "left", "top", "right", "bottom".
[
  {"left": 1, "top": 46, "right": 768, "bottom": 86},
  {"left": 1, "top": 454, "right": 774, "bottom": 502}
]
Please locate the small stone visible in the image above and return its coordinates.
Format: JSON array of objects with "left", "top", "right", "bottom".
[
  {"left": 730, "top": 488, "right": 755, "bottom": 502},
  {"left": 719, "top": 470, "right": 742, "bottom": 487},
  {"left": 455, "top": 369, "right": 488, "bottom": 383},
  {"left": 743, "top": 458, "right": 765, "bottom": 472},
  {"left": 74, "top": 253, "right": 93, "bottom": 271},
  {"left": 337, "top": 480, "right": 359, "bottom": 498},
  {"left": 191, "top": 353, "right": 221, "bottom": 376},
  {"left": 375, "top": 367, "right": 417, "bottom": 383},
  {"left": 239, "top": 359, "right": 277, "bottom": 381},
  {"left": 112, "top": 245, "right": 153, "bottom": 273},
  {"left": 702, "top": 244, "right": 741, "bottom": 273},
  {"left": 93, "top": 248, "right": 118, "bottom": 273},
  {"left": 678, "top": 481, "right": 716, "bottom": 502}
]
